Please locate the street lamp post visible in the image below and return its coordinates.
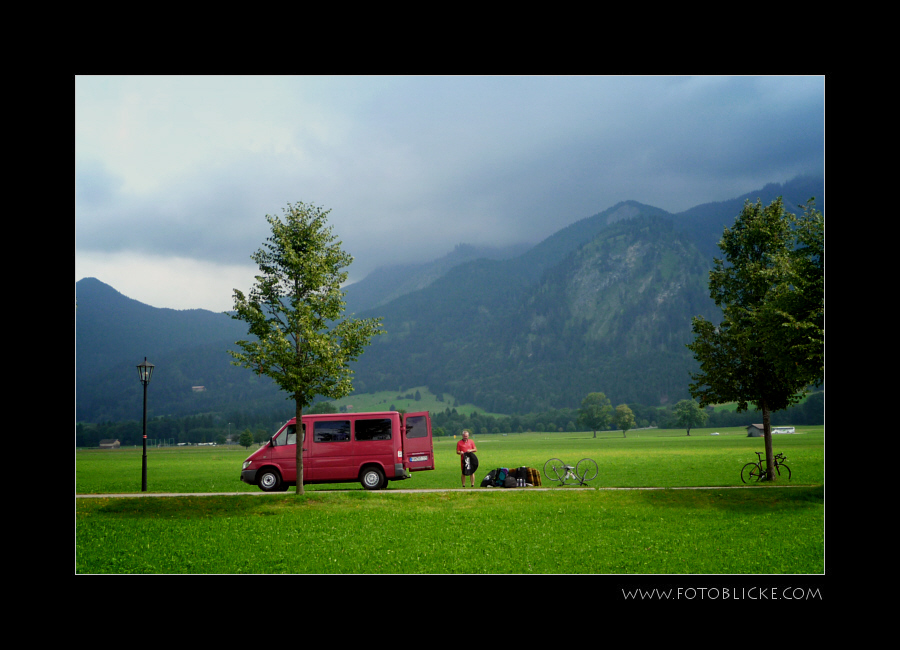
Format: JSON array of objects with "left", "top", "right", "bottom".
[{"left": 137, "top": 357, "right": 155, "bottom": 492}]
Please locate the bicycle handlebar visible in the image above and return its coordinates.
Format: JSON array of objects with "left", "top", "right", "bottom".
[{"left": 755, "top": 451, "right": 786, "bottom": 460}]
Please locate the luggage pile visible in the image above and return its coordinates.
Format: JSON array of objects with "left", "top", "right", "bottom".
[{"left": 480, "top": 466, "right": 542, "bottom": 488}]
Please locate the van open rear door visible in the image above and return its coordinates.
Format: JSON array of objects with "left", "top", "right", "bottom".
[{"left": 403, "top": 411, "right": 434, "bottom": 471}]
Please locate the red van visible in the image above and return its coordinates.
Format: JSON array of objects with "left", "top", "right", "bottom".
[{"left": 240, "top": 411, "right": 434, "bottom": 491}]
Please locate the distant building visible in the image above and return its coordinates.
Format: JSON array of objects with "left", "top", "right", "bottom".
[
  {"left": 99, "top": 439, "right": 120, "bottom": 449},
  {"left": 192, "top": 386, "right": 206, "bottom": 392},
  {"left": 746, "top": 424, "right": 796, "bottom": 437}
]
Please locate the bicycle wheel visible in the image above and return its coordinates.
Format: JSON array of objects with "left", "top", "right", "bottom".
[
  {"left": 543, "top": 458, "right": 565, "bottom": 482},
  {"left": 741, "top": 462, "right": 762, "bottom": 483},
  {"left": 775, "top": 463, "right": 791, "bottom": 480},
  {"left": 576, "top": 458, "right": 598, "bottom": 483}
]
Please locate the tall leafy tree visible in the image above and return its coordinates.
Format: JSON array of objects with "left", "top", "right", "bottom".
[
  {"left": 229, "top": 202, "right": 384, "bottom": 494},
  {"left": 613, "top": 403, "right": 636, "bottom": 438},
  {"left": 578, "top": 392, "right": 612, "bottom": 438},
  {"left": 672, "top": 399, "right": 708, "bottom": 436},
  {"left": 687, "top": 197, "right": 823, "bottom": 480}
]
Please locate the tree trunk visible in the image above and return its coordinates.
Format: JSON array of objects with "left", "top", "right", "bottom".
[
  {"left": 295, "top": 396, "right": 305, "bottom": 495},
  {"left": 593, "top": 430, "right": 597, "bottom": 438},
  {"left": 762, "top": 400, "right": 775, "bottom": 482}
]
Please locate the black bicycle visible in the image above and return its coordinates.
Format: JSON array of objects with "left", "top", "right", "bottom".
[{"left": 741, "top": 451, "right": 791, "bottom": 483}]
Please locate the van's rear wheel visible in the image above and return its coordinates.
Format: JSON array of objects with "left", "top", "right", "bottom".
[
  {"left": 258, "top": 468, "right": 283, "bottom": 492},
  {"left": 360, "top": 467, "right": 385, "bottom": 490}
]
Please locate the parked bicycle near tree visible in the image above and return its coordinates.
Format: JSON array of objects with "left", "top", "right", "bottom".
[{"left": 741, "top": 451, "right": 791, "bottom": 483}]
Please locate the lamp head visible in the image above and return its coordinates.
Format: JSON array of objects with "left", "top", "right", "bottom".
[{"left": 137, "top": 357, "right": 155, "bottom": 385}]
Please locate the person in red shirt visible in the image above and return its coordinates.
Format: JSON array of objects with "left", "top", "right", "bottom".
[{"left": 457, "top": 430, "right": 478, "bottom": 487}]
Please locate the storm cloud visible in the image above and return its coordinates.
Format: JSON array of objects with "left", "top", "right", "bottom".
[{"left": 75, "top": 75, "right": 824, "bottom": 311}]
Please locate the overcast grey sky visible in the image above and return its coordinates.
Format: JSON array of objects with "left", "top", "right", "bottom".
[{"left": 75, "top": 75, "right": 824, "bottom": 312}]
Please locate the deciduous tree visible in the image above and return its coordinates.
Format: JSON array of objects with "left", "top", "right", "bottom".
[
  {"left": 578, "top": 392, "right": 612, "bottom": 438},
  {"left": 672, "top": 399, "right": 708, "bottom": 436},
  {"left": 229, "top": 202, "right": 384, "bottom": 494},
  {"left": 613, "top": 404, "right": 636, "bottom": 438},
  {"left": 687, "top": 197, "right": 823, "bottom": 480}
]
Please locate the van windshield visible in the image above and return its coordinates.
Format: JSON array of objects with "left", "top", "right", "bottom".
[{"left": 273, "top": 424, "right": 304, "bottom": 446}]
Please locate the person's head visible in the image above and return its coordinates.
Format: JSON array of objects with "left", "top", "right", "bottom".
[{"left": 462, "top": 430, "right": 470, "bottom": 439}]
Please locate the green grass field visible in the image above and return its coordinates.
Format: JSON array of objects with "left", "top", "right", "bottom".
[
  {"left": 75, "top": 426, "right": 824, "bottom": 574},
  {"left": 326, "top": 386, "right": 501, "bottom": 417}
]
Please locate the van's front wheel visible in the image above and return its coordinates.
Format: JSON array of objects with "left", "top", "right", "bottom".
[
  {"left": 360, "top": 467, "right": 385, "bottom": 490},
  {"left": 258, "top": 468, "right": 283, "bottom": 492}
]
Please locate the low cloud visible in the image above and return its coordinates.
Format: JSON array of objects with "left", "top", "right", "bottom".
[{"left": 75, "top": 75, "right": 825, "bottom": 311}]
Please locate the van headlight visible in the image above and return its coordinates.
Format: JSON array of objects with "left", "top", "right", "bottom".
[{"left": 242, "top": 460, "right": 251, "bottom": 470}]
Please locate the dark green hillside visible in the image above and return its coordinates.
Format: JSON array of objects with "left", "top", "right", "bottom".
[
  {"left": 518, "top": 216, "right": 713, "bottom": 355},
  {"left": 344, "top": 201, "right": 671, "bottom": 317},
  {"left": 76, "top": 278, "right": 246, "bottom": 379},
  {"left": 75, "top": 278, "right": 285, "bottom": 422},
  {"left": 512, "top": 200, "right": 673, "bottom": 284},
  {"left": 351, "top": 213, "right": 717, "bottom": 412},
  {"left": 499, "top": 216, "right": 716, "bottom": 409},
  {"left": 75, "top": 176, "right": 823, "bottom": 423}
]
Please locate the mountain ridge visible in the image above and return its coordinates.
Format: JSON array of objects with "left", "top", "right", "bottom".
[
  {"left": 343, "top": 242, "right": 532, "bottom": 315},
  {"left": 75, "top": 175, "right": 823, "bottom": 421},
  {"left": 350, "top": 212, "right": 718, "bottom": 411}
]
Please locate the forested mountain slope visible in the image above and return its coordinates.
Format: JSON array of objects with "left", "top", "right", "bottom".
[
  {"left": 351, "top": 213, "right": 718, "bottom": 411},
  {"left": 75, "top": 175, "right": 823, "bottom": 422}
]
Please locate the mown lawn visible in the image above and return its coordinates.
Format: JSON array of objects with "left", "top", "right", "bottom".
[
  {"left": 76, "top": 487, "right": 823, "bottom": 574},
  {"left": 76, "top": 427, "right": 824, "bottom": 575}
]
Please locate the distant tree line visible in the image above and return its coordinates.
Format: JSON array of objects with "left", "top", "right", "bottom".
[
  {"left": 427, "top": 390, "right": 823, "bottom": 437},
  {"left": 76, "top": 390, "right": 822, "bottom": 448},
  {"left": 432, "top": 401, "right": 667, "bottom": 437},
  {"left": 677, "top": 391, "right": 823, "bottom": 430},
  {"left": 76, "top": 409, "right": 290, "bottom": 448}
]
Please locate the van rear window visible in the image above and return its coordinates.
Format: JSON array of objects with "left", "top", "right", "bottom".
[
  {"left": 314, "top": 421, "right": 351, "bottom": 443},
  {"left": 406, "top": 416, "right": 427, "bottom": 438},
  {"left": 356, "top": 418, "right": 392, "bottom": 441}
]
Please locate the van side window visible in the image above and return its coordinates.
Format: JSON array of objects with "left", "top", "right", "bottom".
[
  {"left": 314, "top": 420, "right": 351, "bottom": 442},
  {"left": 406, "top": 415, "right": 427, "bottom": 438},
  {"left": 356, "top": 418, "right": 392, "bottom": 441},
  {"left": 274, "top": 424, "right": 305, "bottom": 446}
]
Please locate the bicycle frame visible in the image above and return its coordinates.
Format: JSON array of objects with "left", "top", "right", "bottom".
[{"left": 560, "top": 465, "right": 581, "bottom": 485}]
